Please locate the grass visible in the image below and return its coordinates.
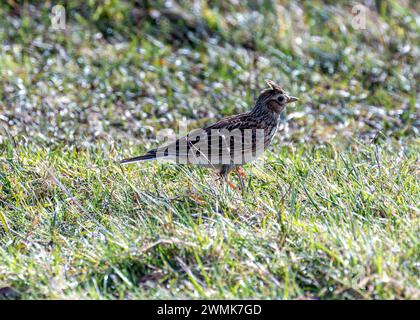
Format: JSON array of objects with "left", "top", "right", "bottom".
[{"left": 0, "top": 1, "right": 419, "bottom": 299}]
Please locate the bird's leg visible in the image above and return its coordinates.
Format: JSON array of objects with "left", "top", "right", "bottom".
[
  {"left": 217, "top": 172, "right": 237, "bottom": 190},
  {"left": 226, "top": 179, "right": 237, "bottom": 190},
  {"left": 235, "top": 167, "right": 246, "bottom": 191},
  {"left": 235, "top": 167, "right": 247, "bottom": 178},
  {"left": 223, "top": 175, "right": 238, "bottom": 190}
]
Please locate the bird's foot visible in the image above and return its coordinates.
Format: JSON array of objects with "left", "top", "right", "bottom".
[{"left": 226, "top": 179, "right": 237, "bottom": 190}]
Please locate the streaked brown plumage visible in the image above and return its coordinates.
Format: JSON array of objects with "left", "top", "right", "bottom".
[{"left": 121, "top": 80, "right": 298, "bottom": 188}]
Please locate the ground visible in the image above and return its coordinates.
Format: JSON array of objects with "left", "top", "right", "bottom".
[{"left": 0, "top": 1, "right": 419, "bottom": 299}]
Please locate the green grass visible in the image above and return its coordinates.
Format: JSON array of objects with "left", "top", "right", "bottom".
[{"left": 0, "top": 1, "right": 419, "bottom": 299}]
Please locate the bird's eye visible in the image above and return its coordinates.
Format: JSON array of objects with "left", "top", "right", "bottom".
[{"left": 277, "top": 95, "right": 286, "bottom": 103}]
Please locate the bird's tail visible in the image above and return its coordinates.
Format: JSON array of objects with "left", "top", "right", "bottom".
[{"left": 120, "top": 149, "right": 157, "bottom": 165}]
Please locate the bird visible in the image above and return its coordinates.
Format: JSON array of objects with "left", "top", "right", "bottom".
[{"left": 121, "top": 80, "right": 299, "bottom": 189}]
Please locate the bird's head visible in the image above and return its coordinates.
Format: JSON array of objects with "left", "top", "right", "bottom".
[{"left": 253, "top": 80, "right": 299, "bottom": 115}]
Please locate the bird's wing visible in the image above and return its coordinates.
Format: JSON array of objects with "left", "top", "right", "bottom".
[{"left": 154, "top": 113, "right": 267, "bottom": 165}]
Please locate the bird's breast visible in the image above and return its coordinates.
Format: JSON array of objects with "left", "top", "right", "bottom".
[{"left": 264, "top": 118, "right": 281, "bottom": 143}]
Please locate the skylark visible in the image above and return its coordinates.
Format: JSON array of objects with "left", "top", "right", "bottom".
[{"left": 121, "top": 80, "right": 298, "bottom": 188}]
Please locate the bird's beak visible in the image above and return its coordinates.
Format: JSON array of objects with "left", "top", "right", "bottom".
[{"left": 287, "top": 96, "right": 299, "bottom": 103}]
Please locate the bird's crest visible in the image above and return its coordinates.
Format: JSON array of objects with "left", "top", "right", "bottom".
[{"left": 265, "top": 79, "right": 285, "bottom": 93}]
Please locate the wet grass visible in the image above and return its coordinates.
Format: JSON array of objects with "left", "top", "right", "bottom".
[{"left": 0, "top": 1, "right": 419, "bottom": 299}]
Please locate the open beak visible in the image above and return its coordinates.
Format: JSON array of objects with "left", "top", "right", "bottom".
[{"left": 287, "top": 96, "right": 299, "bottom": 103}]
